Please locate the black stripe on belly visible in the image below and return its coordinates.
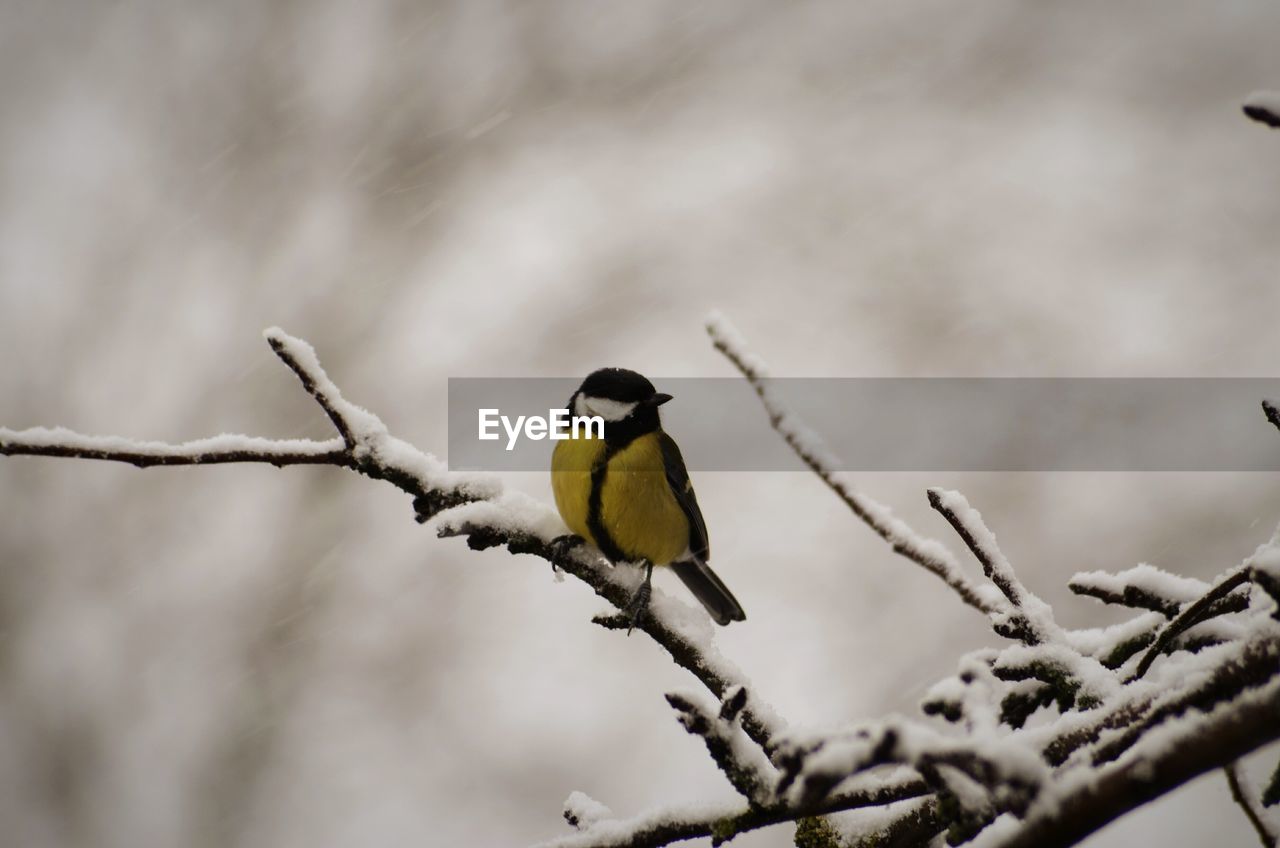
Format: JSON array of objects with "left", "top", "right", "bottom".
[{"left": 586, "top": 444, "right": 628, "bottom": 563}]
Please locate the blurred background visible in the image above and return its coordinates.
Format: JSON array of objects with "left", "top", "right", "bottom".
[{"left": 2, "top": 1, "right": 1279, "bottom": 846}]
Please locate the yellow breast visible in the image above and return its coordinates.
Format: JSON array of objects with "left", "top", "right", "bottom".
[
  {"left": 551, "top": 434, "right": 604, "bottom": 543},
  {"left": 551, "top": 431, "right": 690, "bottom": 566}
]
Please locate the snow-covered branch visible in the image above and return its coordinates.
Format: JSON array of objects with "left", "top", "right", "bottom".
[
  {"left": 539, "top": 776, "right": 931, "bottom": 848},
  {"left": 1129, "top": 567, "right": 1255, "bottom": 680},
  {"left": 702, "top": 317, "right": 1280, "bottom": 847},
  {"left": 664, "top": 687, "right": 776, "bottom": 806},
  {"left": 0, "top": 328, "right": 780, "bottom": 755},
  {"left": 0, "top": 427, "right": 349, "bottom": 468},
  {"left": 997, "top": 632, "right": 1280, "bottom": 848},
  {"left": 432, "top": 516, "right": 782, "bottom": 751},
  {"left": 1068, "top": 563, "right": 1246, "bottom": 619},
  {"left": 926, "top": 488, "right": 1062, "bottom": 646},
  {"left": 706, "top": 314, "right": 1004, "bottom": 618}
]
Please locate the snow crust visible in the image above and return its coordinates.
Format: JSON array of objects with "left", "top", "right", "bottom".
[
  {"left": 1070, "top": 563, "right": 1210, "bottom": 606},
  {"left": 0, "top": 425, "right": 343, "bottom": 459},
  {"left": 563, "top": 791, "right": 612, "bottom": 829}
]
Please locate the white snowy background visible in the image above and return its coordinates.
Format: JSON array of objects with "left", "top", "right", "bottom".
[{"left": 2, "top": 2, "right": 1279, "bottom": 846}]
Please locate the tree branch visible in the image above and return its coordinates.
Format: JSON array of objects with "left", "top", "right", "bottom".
[
  {"left": 706, "top": 314, "right": 1003, "bottom": 619},
  {"left": 1226, "top": 761, "right": 1279, "bottom": 848},
  {"left": 772, "top": 719, "right": 1045, "bottom": 819},
  {"left": 535, "top": 777, "right": 932, "bottom": 848},
  {"left": 991, "top": 639, "right": 1280, "bottom": 848},
  {"left": 434, "top": 517, "right": 781, "bottom": 751},
  {"left": 1130, "top": 568, "right": 1253, "bottom": 680},
  {"left": 926, "top": 487, "right": 1070, "bottom": 653},
  {"left": 664, "top": 687, "right": 775, "bottom": 806},
  {"left": 0, "top": 429, "right": 350, "bottom": 468},
  {"left": 264, "top": 329, "right": 358, "bottom": 448},
  {"left": 1067, "top": 564, "right": 1242, "bottom": 620},
  {"left": 0, "top": 328, "right": 780, "bottom": 756}
]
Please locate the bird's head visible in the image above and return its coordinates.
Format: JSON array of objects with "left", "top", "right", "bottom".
[{"left": 570, "top": 368, "right": 672, "bottom": 434}]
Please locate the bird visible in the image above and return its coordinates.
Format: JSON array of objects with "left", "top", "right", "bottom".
[{"left": 551, "top": 367, "right": 746, "bottom": 628}]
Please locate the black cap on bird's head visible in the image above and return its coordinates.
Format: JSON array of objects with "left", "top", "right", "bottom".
[
  {"left": 579, "top": 368, "right": 660, "bottom": 403},
  {"left": 570, "top": 368, "right": 672, "bottom": 434}
]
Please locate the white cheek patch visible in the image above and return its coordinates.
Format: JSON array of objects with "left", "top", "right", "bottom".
[{"left": 577, "top": 395, "right": 638, "bottom": 422}]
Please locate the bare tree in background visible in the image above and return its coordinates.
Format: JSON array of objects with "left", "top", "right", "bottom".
[{"left": 4, "top": 306, "right": 1279, "bottom": 848}]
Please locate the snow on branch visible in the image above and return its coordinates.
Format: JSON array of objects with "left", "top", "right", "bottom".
[
  {"left": 1000, "top": 630, "right": 1280, "bottom": 848},
  {"left": 924, "top": 489, "right": 1126, "bottom": 718},
  {"left": 700, "top": 315, "right": 1280, "bottom": 847},
  {"left": 1, "top": 328, "right": 496, "bottom": 508},
  {"left": 1068, "top": 563, "right": 1235, "bottom": 619},
  {"left": 0, "top": 328, "right": 779, "bottom": 754},
  {"left": 538, "top": 776, "right": 931, "bottom": 848},
  {"left": 770, "top": 625, "right": 1280, "bottom": 848},
  {"left": 564, "top": 792, "right": 614, "bottom": 831},
  {"left": 1128, "top": 567, "right": 1255, "bottom": 680},
  {"left": 432, "top": 512, "right": 782, "bottom": 751},
  {"left": 773, "top": 720, "right": 1046, "bottom": 819},
  {"left": 706, "top": 313, "right": 1005, "bottom": 618},
  {"left": 664, "top": 687, "right": 776, "bottom": 806},
  {"left": 0, "top": 426, "right": 348, "bottom": 468},
  {"left": 926, "top": 488, "right": 1062, "bottom": 646}
]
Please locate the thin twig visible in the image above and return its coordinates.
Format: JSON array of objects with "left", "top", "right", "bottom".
[
  {"left": 706, "top": 315, "right": 1000, "bottom": 617},
  {"left": 1226, "top": 762, "right": 1279, "bottom": 848},
  {"left": 1068, "top": 580, "right": 1182, "bottom": 617},
  {"left": 535, "top": 777, "right": 932, "bottom": 848},
  {"left": 927, "top": 489, "right": 1027, "bottom": 610},
  {"left": 927, "top": 487, "right": 1057, "bottom": 645},
  {"left": 664, "top": 689, "right": 775, "bottom": 806},
  {"left": 1069, "top": 570, "right": 1250, "bottom": 622},
  {"left": 265, "top": 331, "right": 357, "bottom": 447},
  {"left": 773, "top": 720, "right": 1044, "bottom": 817},
  {"left": 0, "top": 434, "right": 350, "bottom": 469},
  {"left": 1097, "top": 635, "right": 1280, "bottom": 768},
  {"left": 1130, "top": 568, "right": 1253, "bottom": 680}
]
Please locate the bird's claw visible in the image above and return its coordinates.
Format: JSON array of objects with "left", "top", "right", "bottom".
[
  {"left": 548, "top": 534, "right": 585, "bottom": 573},
  {"left": 625, "top": 561, "right": 654, "bottom": 635}
]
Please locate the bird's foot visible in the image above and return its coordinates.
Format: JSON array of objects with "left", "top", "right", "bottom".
[
  {"left": 547, "top": 534, "right": 585, "bottom": 573},
  {"left": 625, "top": 561, "right": 655, "bottom": 635}
]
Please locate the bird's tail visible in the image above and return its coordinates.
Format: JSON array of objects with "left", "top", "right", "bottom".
[{"left": 671, "top": 559, "right": 746, "bottom": 626}]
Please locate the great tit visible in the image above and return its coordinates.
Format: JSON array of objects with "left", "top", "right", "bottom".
[{"left": 551, "top": 368, "right": 746, "bottom": 627}]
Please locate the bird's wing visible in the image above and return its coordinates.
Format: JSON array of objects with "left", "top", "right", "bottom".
[{"left": 658, "top": 431, "right": 709, "bottom": 562}]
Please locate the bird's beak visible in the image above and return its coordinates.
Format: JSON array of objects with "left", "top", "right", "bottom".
[{"left": 648, "top": 392, "right": 674, "bottom": 407}]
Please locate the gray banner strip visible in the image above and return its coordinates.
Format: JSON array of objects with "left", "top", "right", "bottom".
[{"left": 447, "top": 378, "right": 1280, "bottom": 472}]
